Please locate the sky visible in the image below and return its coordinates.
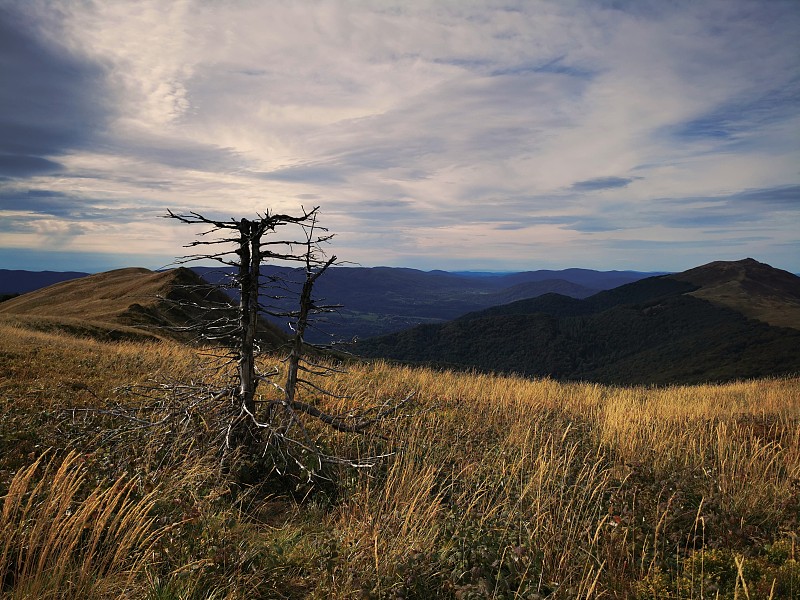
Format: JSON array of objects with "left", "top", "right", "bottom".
[{"left": 0, "top": 0, "right": 798, "bottom": 274}]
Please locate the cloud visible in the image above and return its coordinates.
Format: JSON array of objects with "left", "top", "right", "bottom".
[
  {"left": 728, "top": 184, "right": 800, "bottom": 209},
  {"left": 0, "top": 155, "right": 63, "bottom": 177},
  {"left": 0, "top": 189, "right": 79, "bottom": 219},
  {"left": 490, "top": 55, "right": 597, "bottom": 79},
  {"left": 613, "top": 185, "right": 800, "bottom": 234},
  {"left": 0, "top": 0, "right": 798, "bottom": 273},
  {"left": 259, "top": 164, "right": 346, "bottom": 185},
  {"left": 669, "top": 82, "right": 800, "bottom": 145},
  {"left": 0, "top": 5, "right": 110, "bottom": 169},
  {"left": 570, "top": 177, "right": 635, "bottom": 191}
]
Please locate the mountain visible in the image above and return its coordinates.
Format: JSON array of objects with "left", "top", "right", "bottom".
[
  {"left": 0, "top": 267, "right": 286, "bottom": 346},
  {"left": 1, "top": 265, "right": 662, "bottom": 342},
  {"left": 0, "top": 269, "right": 89, "bottom": 295},
  {"left": 192, "top": 265, "right": 661, "bottom": 342},
  {"left": 0, "top": 265, "right": 662, "bottom": 342},
  {"left": 354, "top": 259, "right": 800, "bottom": 385},
  {"left": 672, "top": 258, "right": 800, "bottom": 330},
  {"left": 474, "top": 268, "right": 661, "bottom": 290}
]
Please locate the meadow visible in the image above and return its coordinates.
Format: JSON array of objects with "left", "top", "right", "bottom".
[{"left": 0, "top": 319, "right": 798, "bottom": 599}]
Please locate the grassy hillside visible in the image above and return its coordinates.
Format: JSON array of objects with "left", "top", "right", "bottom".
[
  {"left": 0, "top": 267, "right": 286, "bottom": 347},
  {"left": 672, "top": 258, "right": 800, "bottom": 330},
  {"left": 1, "top": 318, "right": 798, "bottom": 598}
]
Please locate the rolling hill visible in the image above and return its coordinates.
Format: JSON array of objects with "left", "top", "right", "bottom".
[
  {"left": 354, "top": 258, "right": 800, "bottom": 385},
  {"left": 673, "top": 258, "right": 800, "bottom": 329},
  {"left": 0, "top": 267, "right": 286, "bottom": 346}
]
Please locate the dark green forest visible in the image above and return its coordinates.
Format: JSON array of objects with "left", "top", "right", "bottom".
[{"left": 357, "top": 273, "right": 800, "bottom": 385}]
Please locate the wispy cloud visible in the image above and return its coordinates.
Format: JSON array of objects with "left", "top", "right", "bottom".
[
  {"left": 0, "top": 155, "right": 63, "bottom": 178},
  {"left": 0, "top": 0, "right": 798, "bottom": 272},
  {"left": 570, "top": 177, "right": 635, "bottom": 191}
]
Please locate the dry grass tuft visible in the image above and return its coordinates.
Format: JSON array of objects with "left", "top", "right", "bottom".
[{"left": 0, "top": 451, "right": 162, "bottom": 599}]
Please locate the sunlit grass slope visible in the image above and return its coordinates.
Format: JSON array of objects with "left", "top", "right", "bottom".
[
  {"left": 0, "top": 267, "right": 287, "bottom": 347},
  {"left": 1, "top": 318, "right": 798, "bottom": 599}
]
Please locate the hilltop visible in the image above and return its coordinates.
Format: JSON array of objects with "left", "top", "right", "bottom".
[
  {"left": 355, "top": 258, "right": 800, "bottom": 384},
  {"left": 673, "top": 257, "right": 800, "bottom": 329},
  {"left": 0, "top": 267, "right": 285, "bottom": 346}
]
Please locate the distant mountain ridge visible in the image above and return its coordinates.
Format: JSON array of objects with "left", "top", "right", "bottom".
[
  {"left": 3, "top": 259, "right": 798, "bottom": 384},
  {"left": 0, "top": 269, "right": 90, "bottom": 295},
  {"left": 192, "top": 265, "right": 663, "bottom": 341},
  {"left": 0, "top": 265, "right": 665, "bottom": 342},
  {"left": 355, "top": 259, "right": 800, "bottom": 385}
]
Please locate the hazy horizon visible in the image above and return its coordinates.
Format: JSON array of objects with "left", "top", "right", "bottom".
[
  {"left": 4, "top": 253, "right": 798, "bottom": 278},
  {"left": 1, "top": 1, "right": 798, "bottom": 273}
]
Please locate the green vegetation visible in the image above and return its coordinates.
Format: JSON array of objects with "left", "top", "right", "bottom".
[
  {"left": 1, "top": 318, "right": 798, "bottom": 598},
  {"left": 359, "top": 295, "right": 800, "bottom": 384},
  {"left": 357, "top": 260, "right": 800, "bottom": 385},
  {"left": 194, "top": 265, "right": 636, "bottom": 342}
]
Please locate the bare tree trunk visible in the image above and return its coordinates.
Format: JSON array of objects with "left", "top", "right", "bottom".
[
  {"left": 231, "top": 219, "right": 264, "bottom": 448},
  {"left": 285, "top": 258, "right": 334, "bottom": 404},
  {"left": 237, "top": 220, "right": 257, "bottom": 416}
]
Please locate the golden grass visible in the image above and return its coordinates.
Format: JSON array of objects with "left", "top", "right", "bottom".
[
  {"left": 0, "top": 319, "right": 197, "bottom": 409},
  {"left": 0, "top": 268, "right": 171, "bottom": 321},
  {"left": 1, "top": 322, "right": 798, "bottom": 598},
  {"left": 0, "top": 451, "right": 162, "bottom": 599},
  {"left": 310, "top": 364, "right": 800, "bottom": 598}
]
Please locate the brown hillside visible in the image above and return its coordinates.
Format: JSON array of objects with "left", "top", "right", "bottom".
[
  {"left": 668, "top": 258, "right": 800, "bottom": 330},
  {"left": 0, "top": 267, "right": 286, "bottom": 346}
]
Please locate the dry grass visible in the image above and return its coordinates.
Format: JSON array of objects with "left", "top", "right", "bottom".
[
  {"left": 0, "top": 268, "right": 177, "bottom": 321},
  {"left": 311, "top": 365, "right": 800, "bottom": 598},
  {"left": 0, "top": 451, "right": 162, "bottom": 599},
  {"left": 1, "top": 320, "right": 798, "bottom": 598},
  {"left": 0, "top": 320, "right": 196, "bottom": 406}
]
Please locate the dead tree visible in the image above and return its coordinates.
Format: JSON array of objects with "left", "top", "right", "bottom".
[{"left": 163, "top": 207, "right": 412, "bottom": 474}]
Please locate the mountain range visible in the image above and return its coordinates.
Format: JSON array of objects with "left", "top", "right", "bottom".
[
  {"left": 2, "top": 258, "right": 798, "bottom": 385},
  {"left": 354, "top": 258, "right": 800, "bottom": 385},
  {"left": 193, "top": 265, "right": 662, "bottom": 342},
  {"left": 1, "top": 266, "right": 662, "bottom": 342},
  {"left": 0, "top": 269, "right": 90, "bottom": 297}
]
